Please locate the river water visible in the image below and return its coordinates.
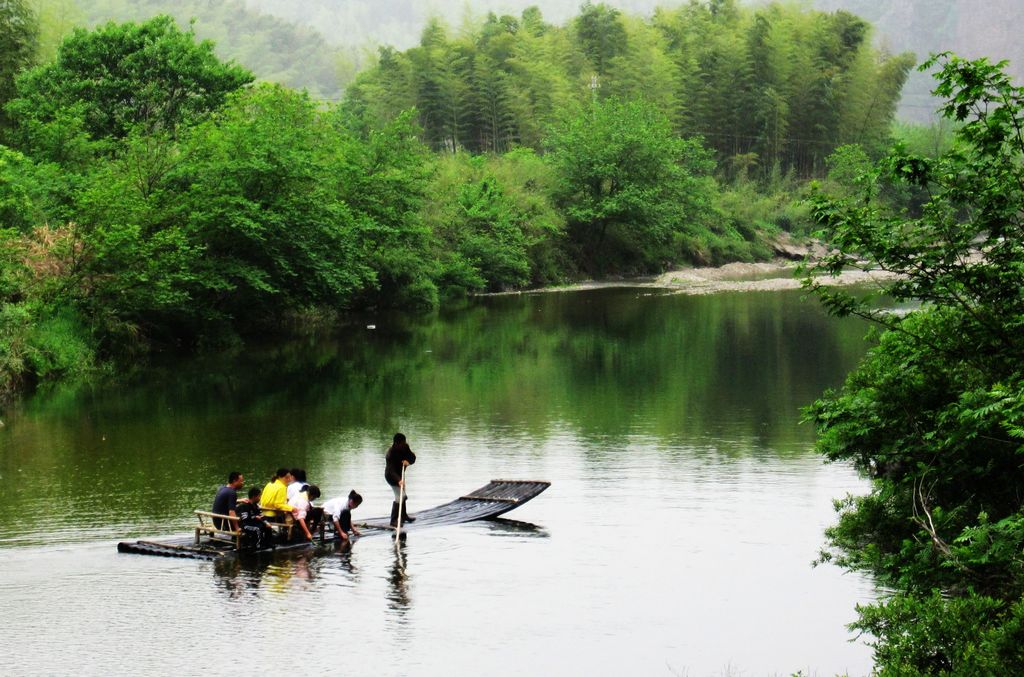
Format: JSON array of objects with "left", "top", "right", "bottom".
[{"left": 0, "top": 288, "right": 877, "bottom": 676}]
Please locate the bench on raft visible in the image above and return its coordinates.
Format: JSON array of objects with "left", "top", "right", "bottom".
[{"left": 193, "top": 509, "right": 315, "bottom": 548}]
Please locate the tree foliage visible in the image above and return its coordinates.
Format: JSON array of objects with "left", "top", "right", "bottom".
[
  {"left": 0, "top": 0, "right": 39, "bottom": 130},
  {"left": 423, "top": 149, "right": 565, "bottom": 295},
  {"left": 806, "top": 54, "right": 1024, "bottom": 674},
  {"left": 547, "top": 97, "right": 717, "bottom": 273},
  {"left": 170, "top": 85, "right": 372, "bottom": 329},
  {"left": 329, "top": 109, "right": 437, "bottom": 311},
  {"left": 345, "top": 1, "right": 913, "bottom": 177},
  {"left": 0, "top": 17, "right": 434, "bottom": 386},
  {"left": 77, "top": 0, "right": 353, "bottom": 99},
  {"left": 0, "top": 5, "right": 911, "bottom": 402},
  {"left": 6, "top": 15, "right": 252, "bottom": 153}
]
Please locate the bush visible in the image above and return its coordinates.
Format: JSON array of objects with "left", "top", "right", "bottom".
[
  {"left": 423, "top": 152, "right": 564, "bottom": 295},
  {"left": 0, "top": 301, "right": 31, "bottom": 397},
  {"left": 546, "top": 97, "right": 717, "bottom": 275},
  {"left": 24, "top": 308, "right": 95, "bottom": 382},
  {"left": 806, "top": 55, "right": 1024, "bottom": 674},
  {"left": 854, "top": 592, "right": 1024, "bottom": 675}
]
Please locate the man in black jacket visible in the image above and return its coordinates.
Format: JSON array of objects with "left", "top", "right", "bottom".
[{"left": 384, "top": 433, "right": 416, "bottom": 527}]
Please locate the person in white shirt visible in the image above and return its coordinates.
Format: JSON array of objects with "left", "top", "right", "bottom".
[
  {"left": 323, "top": 490, "right": 363, "bottom": 542},
  {"left": 290, "top": 483, "right": 320, "bottom": 541},
  {"left": 286, "top": 468, "right": 308, "bottom": 503}
]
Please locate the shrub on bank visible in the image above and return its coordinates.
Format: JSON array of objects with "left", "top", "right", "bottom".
[{"left": 0, "top": 304, "right": 96, "bottom": 397}]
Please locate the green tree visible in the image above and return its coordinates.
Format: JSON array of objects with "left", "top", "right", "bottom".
[
  {"left": 0, "top": 144, "right": 62, "bottom": 230},
  {"left": 172, "top": 84, "right": 372, "bottom": 330},
  {"left": 823, "top": 143, "right": 872, "bottom": 195},
  {"left": 0, "top": 0, "right": 38, "bottom": 131},
  {"left": 487, "top": 147, "right": 566, "bottom": 286},
  {"left": 546, "top": 97, "right": 716, "bottom": 274},
  {"left": 575, "top": 1, "right": 627, "bottom": 76},
  {"left": 468, "top": 14, "right": 520, "bottom": 153},
  {"left": 423, "top": 150, "right": 563, "bottom": 295},
  {"left": 505, "top": 7, "right": 580, "bottom": 150},
  {"left": 80, "top": 0, "right": 349, "bottom": 99},
  {"left": 7, "top": 15, "right": 252, "bottom": 159},
  {"left": 341, "top": 45, "right": 417, "bottom": 137},
  {"left": 340, "top": 1, "right": 910, "bottom": 177},
  {"left": 408, "top": 17, "right": 472, "bottom": 152},
  {"left": 329, "top": 109, "right": 437, "bottom": 311},
  {"left": 604, "top": 17, "right": 681, "bottom": 126},
  {"left": 806, "top": 55, "right": 1024, "bottom": 673}
]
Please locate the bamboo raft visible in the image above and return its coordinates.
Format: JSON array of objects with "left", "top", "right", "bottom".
[{"left": 117, "top": 479, "right": 550, "bottom": 560}]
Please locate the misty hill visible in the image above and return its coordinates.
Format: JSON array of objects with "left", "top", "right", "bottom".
[
  {"left": 242, "top": 0, "right": 1024, "bottom": 120},
  {"left": 67, "top": 0, "right": 356, "bottom": 98},
  {"left": 47, "top": 1, "right": 1024, "bottom": 120},
  {"left": 813, "top": 0, "right": 1024, "bottom": 120}
]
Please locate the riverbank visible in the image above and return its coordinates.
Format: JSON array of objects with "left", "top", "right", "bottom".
[
  {"left": 484, "top": 259, "right": 898, "bottom": 297},
  {"left": 660, "top": 259, "right": 898, "bottom": 295}
]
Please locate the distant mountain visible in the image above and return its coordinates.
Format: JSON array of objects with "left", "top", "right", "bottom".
[
  {"left": 813, "top": 0, "right": 1024, "bottom": 120},
  {"left": 69, "top": 0, "right": 357, "bottom": 98},
  {"left": 55, "top": 0, "right": 1024, "bottom": 119},
  {"left": 242, "top": 0, "right": 1024, "bottom": 121}
]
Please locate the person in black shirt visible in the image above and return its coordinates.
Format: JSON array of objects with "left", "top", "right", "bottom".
[
  {"left": 236, "top": 487, "right": 274, "bottom": 551},
  {"left": 212, "top": 471, "right": 244, "bottom": 530},
  {"left": 385, "top": 433, "right": 416, "bottom": 527}
]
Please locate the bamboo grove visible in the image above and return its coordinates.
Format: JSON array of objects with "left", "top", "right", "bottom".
[{"left": 345, "top": 0, "right": 914, "bottom": 176}]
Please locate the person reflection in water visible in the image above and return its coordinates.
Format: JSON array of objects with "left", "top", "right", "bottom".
[
  {"left": 337, "top": 539, "right": 356, "bottom": 575},
  {"left": 385, "top": 433, "right": 416, "bottom": 527},
  {"left": 388, "top": 540, "right": 411, "bottom": 614}
]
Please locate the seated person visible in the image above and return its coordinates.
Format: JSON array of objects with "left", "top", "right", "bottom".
[
  {"left": 287, "top": 468, "right": 308, "bottom": 504},
  {"left": 211, "top": 471, "right": 244, "bottom": 530},
  {"left": 322, "top": 490, "right": 363, "bottom": 543},
  {"left": 236, "top": 488, "right": 274, "bottom": 551},
  {"left": 260, "top": 468, "right": 294, "bottom": 521},
  {"left": 305, "top": 494, "right": 325, "bottom": 535},
  {"left": 290, "top": 484, "right": 321, "bottom": 542}
]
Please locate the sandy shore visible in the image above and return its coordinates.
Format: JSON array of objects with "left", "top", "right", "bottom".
[{"left": 484, "top": 260, "right": 898, "bottom": 296}]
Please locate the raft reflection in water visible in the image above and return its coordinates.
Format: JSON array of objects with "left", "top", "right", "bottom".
[{"left": 210, "top": 517, "right": 547, "bottom": 604}]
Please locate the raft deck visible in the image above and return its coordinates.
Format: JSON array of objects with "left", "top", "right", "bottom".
[
  {"left": 117, "top": 479, "right": 550, "bottom": 560},
  {"left": 358, "top": 479, "right": 552, "bottom": 530}
]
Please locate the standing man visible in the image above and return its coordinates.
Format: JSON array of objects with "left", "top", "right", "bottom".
[
  {"left": 385, "top": 433, "right": 416, "bottom": 527},
  {"left": 212, "top": 471, "right": 244, "bottom": 530}
]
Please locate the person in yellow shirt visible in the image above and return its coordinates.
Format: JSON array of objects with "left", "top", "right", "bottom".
[{"left": 260, "top": 468, "right": 294, "bottom": 520}]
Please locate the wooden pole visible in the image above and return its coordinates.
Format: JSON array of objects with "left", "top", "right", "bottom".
[{"left": 395, "top": 464, "right": 405, "bottom": 541}]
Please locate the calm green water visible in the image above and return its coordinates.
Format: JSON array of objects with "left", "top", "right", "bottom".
[{"left": 0, "top": 288, "right": 877, "bottom": 675}]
